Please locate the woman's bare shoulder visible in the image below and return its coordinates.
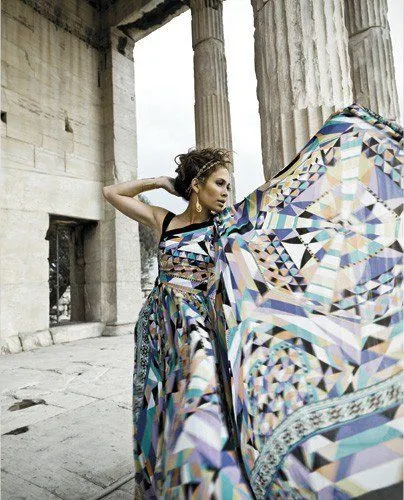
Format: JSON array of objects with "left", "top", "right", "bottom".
[
  {"left": 151, "top": 206, "right": 174, "bottom": 241},
  {"left": 152, "top": 206, "right": 173, "bottom": 226}
]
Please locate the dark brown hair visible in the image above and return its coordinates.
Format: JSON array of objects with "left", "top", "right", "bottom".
[{"left": 173, "top": 147, "right": 233, "bottom": 201}]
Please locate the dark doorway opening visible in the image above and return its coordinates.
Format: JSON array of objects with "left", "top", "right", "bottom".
[{"left": 46, "top": 215, "right": 97, "bottom": 326}]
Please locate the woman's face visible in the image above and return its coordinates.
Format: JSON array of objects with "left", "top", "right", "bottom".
[{"left": 197, "top": 166, "right": 231, "bottom": 212}]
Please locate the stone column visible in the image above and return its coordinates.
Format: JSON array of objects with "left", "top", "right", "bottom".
[
  {"left": 100, "top": 28, "right": 143, "bottom": 335},
  {"left": 190, "top": 0, "right": 235, "bottom": 201},
  {"left": 251, "top": 0, "right": 353, "bottom": 179},
  {"left": 344, "top": 0, "right": 400, "bottom": 120}
]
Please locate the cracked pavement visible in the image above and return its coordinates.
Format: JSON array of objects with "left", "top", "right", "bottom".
[{"left": 1, "top": 334, "right": 136, "bottom": 499}]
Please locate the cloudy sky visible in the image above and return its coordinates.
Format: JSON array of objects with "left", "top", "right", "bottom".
[{"left": 134, "top": 0, "right": 403, "bottom": 214}]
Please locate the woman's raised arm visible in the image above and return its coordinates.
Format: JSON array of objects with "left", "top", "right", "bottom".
[{"left": 102, "top": 176, "right": 177, "bottom": 231}]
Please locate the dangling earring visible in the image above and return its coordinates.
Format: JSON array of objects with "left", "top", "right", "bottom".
[{"left": 195, "top": 195, "right": 202, "bottom": 213}]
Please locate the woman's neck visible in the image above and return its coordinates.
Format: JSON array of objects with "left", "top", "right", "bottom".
[{"left": 179, "top": 205, "right": 211, "bottom": 224}]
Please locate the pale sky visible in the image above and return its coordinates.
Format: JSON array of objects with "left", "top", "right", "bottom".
[{"left": 134, "top": 0, "right": 403, "bottom": 214}]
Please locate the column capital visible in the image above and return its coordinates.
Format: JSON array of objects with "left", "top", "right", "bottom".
[{"left": 190, "top": 0, "right": 224, "bottom": 46}]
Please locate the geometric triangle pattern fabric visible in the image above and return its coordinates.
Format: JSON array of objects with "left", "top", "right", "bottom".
[
  {"left": 210, "top": 103, "right": 403, "bottom": 498},
  {"left": 132, "top": 103, "right": 403, "bottom": 499},
  {"left": 133, "top": 215, "right": 254, "bottom": 498}
]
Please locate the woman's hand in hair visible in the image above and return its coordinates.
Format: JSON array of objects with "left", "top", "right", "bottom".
[{"left": 159, "top": 176, "right": 180, "bottom": 197}]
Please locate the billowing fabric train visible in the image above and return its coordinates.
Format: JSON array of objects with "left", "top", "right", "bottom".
[{"left": 133, "top": 103, "right": 403, "bottom": 499}]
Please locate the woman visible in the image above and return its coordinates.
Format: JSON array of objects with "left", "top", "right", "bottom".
[
  {"left": 104, "top": 103, "right": 403, "bottom": 499},
  {"left": 103, "top": 148, "right": 254, "bottom": 498}
]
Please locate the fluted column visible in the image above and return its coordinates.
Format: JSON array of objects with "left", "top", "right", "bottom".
[
  {"left": 251, "top": 0, "right": 353, "bottom": 179},
  {"left": 190, "top": 0, "right": 235, "bottom": 201},
  {"left": 344, "top": 0, "right": 400, "bottom": 120}
]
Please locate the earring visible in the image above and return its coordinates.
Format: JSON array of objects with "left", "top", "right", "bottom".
[{"left": 195, "top": 195, "right": 202, "bottom": 213}]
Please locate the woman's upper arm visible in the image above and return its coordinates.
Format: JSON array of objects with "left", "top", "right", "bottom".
[{"left": 102, "top": 189, "right": 168, "bottom": 232}]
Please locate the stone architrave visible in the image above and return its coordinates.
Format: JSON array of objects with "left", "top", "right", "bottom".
[
  {"left": 251, "top": 0, "right": 353, "bottom": 179},
  {"left": 190, "top": 0, "right": 235, "bottom": 201},
  {"left": 344, "top": 0, "right": 400, "bottom": 120},
  {"left": 100, "top": 28, "right": 143, "bottom": 335}
]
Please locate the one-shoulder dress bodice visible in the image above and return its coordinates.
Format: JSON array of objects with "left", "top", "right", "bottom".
[{"left": 157, "top": 211, "right": 216, "bottom": 295}]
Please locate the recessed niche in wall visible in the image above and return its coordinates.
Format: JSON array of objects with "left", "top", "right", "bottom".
[
  {"left": 1, "top": 111, "right": 7, "bottom": 124},
  {"left": 65, "top": 116, "right": 73, "bottom": 133}
]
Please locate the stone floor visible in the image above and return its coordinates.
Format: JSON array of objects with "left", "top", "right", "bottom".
[{"left": 1, "top": 334, "right": 137, "bottom": 499}]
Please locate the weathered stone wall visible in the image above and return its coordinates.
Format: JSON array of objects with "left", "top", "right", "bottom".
[{"left": 1, "top": 0, "right": 143, "bottom": 354}]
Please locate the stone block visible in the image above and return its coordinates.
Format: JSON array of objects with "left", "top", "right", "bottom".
[
  {"left": 1, "top": 117, "right": 6, "bottom": 138},
  {"left": 1, "top": 37, "right": 37, "bottom": 75},
  {"left": 34, "top": 147, "right": 65, "bottom": 173},
  {"left": 5, "top": 108, "right": 43, "bottom": 146},
  {"left": 1, "top": 471, "right": 61, "bottom": 500},
  {"left": 66, "top": 366, "right": 131, "bottom": 399},
  {"left": 100, "top": 282, "right": 118, "bottom": 323},
  {"left": 0, "top": 335, "right": 23, "bottom": 355},
  {"left": 1, "top": 399, "right": 133, "bottom": 497},
  {"left": 50, "top": 322, "right": 104, "bottom": 344},
  {"left": 0, "top": 169, "right": 25, "bottom": 209},
  {"left": 108, "top": 125, "right": 137, "bottom": 169},
  {"left": 104, "top": 489, "right": 133, "bottom": 499},
  {"left": 1, "top": 11, "right": 38, "bottom": 55},
  {"left": 85, "top": 260, "right": 103, "bottom": 283},
  {"left": 40, "top": 115, "right": 64, "bottom": 142},
  {"left": 83, "top": 283, "right": 102, "bottom": 321},
  {"left": 62, "top": 131, "right": 75, "bottom": 154},
  {"left": 100, "top": 258, "right": 118, "bottom": 284},
  {"left": 36, "top": 390, "right": 97, "bottom": 411},
  {"left": 73, "top": 139, "right": 103, "bottom": 165},
  {"left": 62, "top": 71, "right": 101, "bottom": 105},
  {"left": 1, "top": 167, "right": 103, "bottom": 217},
  {"left": 83, "top": 223, "right": 102, "bottom": 262},
  {"left": 103, "top": 93, "right": 137, "bottom": 131},
  {"left": 2, "top": 397, "right": 66, "bottom": 434},
  {"left": 116, "top": 261, "right": 142, "bottom": 286},
  {"left": 65, "top": 152, "right": 102, "bottom": 181},
  {"left": 42, "top": 134, "right": 66, "bottom": 155},
  {"left": 118, "top": 478, "right": 137, "bottom": 494},
  {"left": 19, "top": 329, "right": 53, "bottom": 352},
  {"left": 1, "top": 283, "right": 49, "bottom": 338},
  {"left": 108, "top": 389, "right": 132, "bottom": 410},
  {"left": 116, "top": 283, "right": 142, "bottom": 323},
  {"left": 2, "top": 253, "right": 48, "bottom": 286},
  {"left": 64, "top": 117, "right": 91, "bottom": 146},
  {"left": 1, "top": 210, "right": 48, "bottom": 285},
  {"left": 1, "top": 0, "right": 35, "bottom": 30},
  {"left": 103, "top": 322, "right": 137, "bottom": 337},
  {"left": 35, "top": 20, "right": 67, "bottom": 70},
  {"left": 1, "top": 136, "right": 35, "bottom": 170},
  {"left": 0, "top": 366, "right": 47, "bottom": 392}
]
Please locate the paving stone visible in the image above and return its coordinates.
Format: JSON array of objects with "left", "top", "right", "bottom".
[
  {"left": 1, "top": 335, "right": 136, "bottom": 499},
  {"left": 1, "top": 470, "right": 62, "bottom": 500},
  {"left": 103, "top": 490, "right": 134, "bottom": 499}
]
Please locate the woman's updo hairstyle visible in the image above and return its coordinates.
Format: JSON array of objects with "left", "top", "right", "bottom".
[{"left": 173, "top": 147, "right": 232, "bottom": 201}]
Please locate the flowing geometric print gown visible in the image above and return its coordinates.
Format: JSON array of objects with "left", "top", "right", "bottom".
[{"left": 133, "top": 103, "right": 403, "bottom": 499}]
